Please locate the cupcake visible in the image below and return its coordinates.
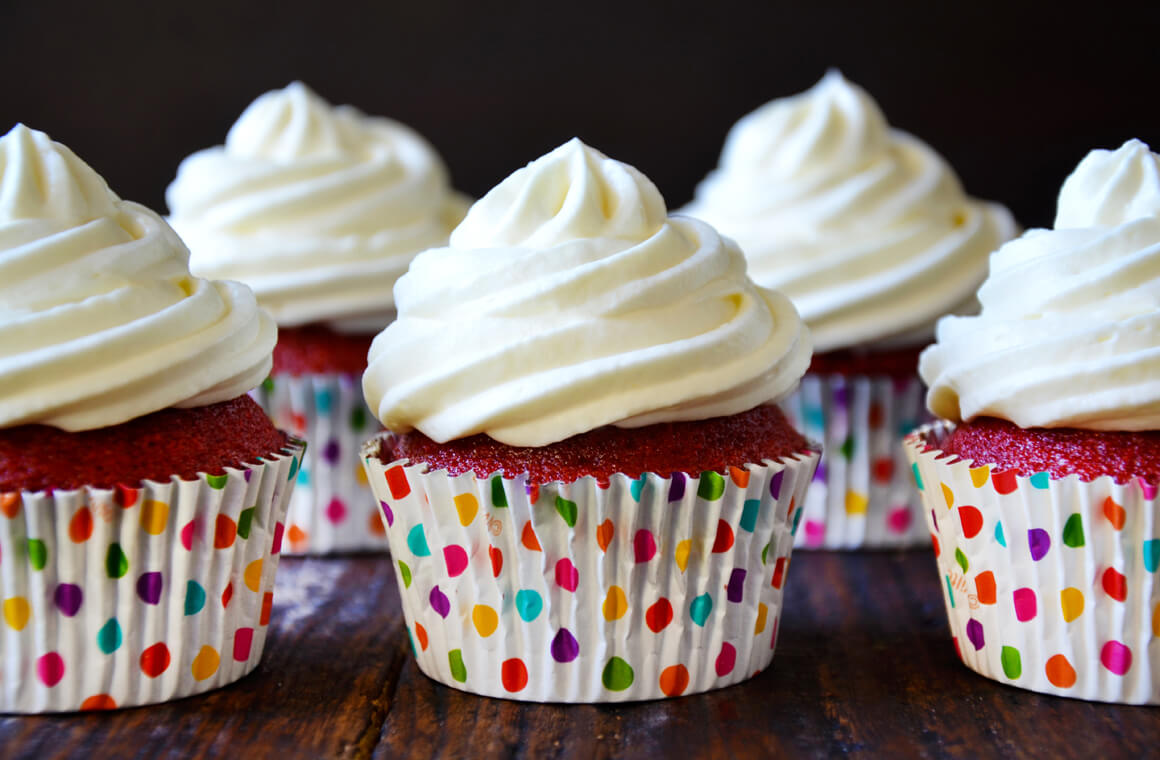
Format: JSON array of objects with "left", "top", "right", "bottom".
[
  {"left": 0, "top": 125, "right": 303, "bottom": 712},
  {"left": 909, "top": 139, "right": 1160, "bottom": 704},
  {"left": 167, "top": 82, "right": 468, "bottom": 554},
  {"left": 361, "top": 139, "right": 819, "bottom": 702},
  {"left": 683, "top": 71, "right": 1017, "bottom": 549}
]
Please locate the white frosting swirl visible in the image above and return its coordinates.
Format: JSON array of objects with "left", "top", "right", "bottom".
[
  {"left": 166, "top": 82, "right": 468, "bottom": 329},
  {"left": 364, "top": 139, "right": 812, "bottom": 446},
  {"left": 683, "top": 71, "right": 1016, "bottom": 352},
  {"left": 0, "top": 125, "right": 276, "bottom": 431},
  {"left": 921, "top": 139, "right": 1160, "bottom": 431}
]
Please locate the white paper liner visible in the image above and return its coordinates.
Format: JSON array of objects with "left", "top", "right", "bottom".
[
  {"left": 905, "top": 421, "right": 1159, "bottom": 704},
  {"left": 361, "top": 434, "right": 819, "bottom": 702},
  {"left": 0, "top": 439, "right": 304, "bottom": 713},
  {"left": 781, "top": 373, "right": 930, "bottom": 549},
  {"left": 253, "top": 373, "right": 388, "bottom": 555}
]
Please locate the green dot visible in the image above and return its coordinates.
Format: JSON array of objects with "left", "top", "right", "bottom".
[
  {"left": 554, "top": 496, "right": 578, "bottom": 528},
  {"left": 184, "top": 581, "right": 207, "bottom": 616},
  {"left": 839, "top": 436, "right": 855, "bottom": 460},
  {"left": 448, "top": 649, "right": 467, "bottom": 682},
  {"left": 697, "top": 472, "right": 725, "bottom": 501},
  {"left": 954, "top": 548, "right": 968, "bottom": 574},
  {"left": 97, "top": 617, "right": 122, "bottom": 654},
  {"left": 1062, "top": 514, "right": 1085, "bottom": 548},
  {"left": 237, "top": 507, "right": 256, "bottom": 540},
  {"left": 601, "top": 656, "right": 635, "bottom": 691},
  {"left": 206, "top": 473, "right": 229, "bottom": 490},
  {"left": 1000, "top": 646, "right": 1022, "bottom": 679},
  {"left": 397, "top": 560, "right": 412, "bottom": 589},
  {"left": 26, "top": 539, "right": 47, "bottom": 570},
  {"left": 106, "top": 543, "right": 129, "bottom": 579},
  {"left": 260, "top": 376, "right": 275, "bottom": 394},
  {"left": 350, "top": 405, "right": 367, "bottom": 431},
  {"left": 761, "top": 543, "right": 770, "bottom": 565},
  {"left": 490, "top": 476, "right": 508, "bottom": 508}
]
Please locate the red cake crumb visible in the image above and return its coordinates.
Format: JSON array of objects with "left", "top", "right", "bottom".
[
  {"left": 376, "top": 405, "right": 812, "bottom": 484},
  {"left": 272, "top": 324, "right": 375, "bottom": 376},
  {"left": 808, "top": 344, "right": 924, "bottom": 377},
  {"left": 0, "top": 396, "right": 291, "bottom": 492},
  {"left": 933, "top": 417, "right": 1160, "bottom": 484}
]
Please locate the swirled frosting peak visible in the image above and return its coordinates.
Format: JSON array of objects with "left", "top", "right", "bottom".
[
  {"left": 684, "top": 71, "right": 1016, "bottom": 352},
  {"left": 364, "top": 138, "right": 812, "bottom": 446},
  {"left": 921, "top": 140, "right": 1160, "bottom": 431},
  {"left": 0, "top": 124, "right": 276, "bottom": 431},
  {"left": 167, "top": 82, "right": 468, "bottom": 329}
]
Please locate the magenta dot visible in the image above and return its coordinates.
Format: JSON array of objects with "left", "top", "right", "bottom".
[
  {"left": 1013, "top": 587, "right": 1037, "bottom": 622},
  {"left": 550, "top": 628, "right": 580, "bottom": 663},
  {"left": 325, "top": 498, "right": 347, "bottom": 524},
  {"left": 1028, "top": 529, "right": 1051, "bottom": 561},
  {"left": 180, "top": 519, "right": 198, "bottom": 551},
  {"left": 804, "top": 520, "right": 825, "bottom": 546},
  {"left": 769, "top": 469, "right": 785, "bottom": 499},
  {"left": 966, "top": 618, "right": 985, "bottom": 650},
  {"left": 668, "top": 473, "right": 686, "bottom": 502},
  {"left": 233, "top": 627, "right": 254, "bottom": 661},
  {"left": 1100, "top": 641, "right": 1133, "bottom": 675},
  {"left": 36, "top": 652, "right": 65, "bottom": 687},
  {"left": 322, "top": 439, "right": 341, "bottom": 465},
  {"left": 444, "top": 545, "right": 469, "bottom": 577},
  {"left": 380, "top": 501, "right": 394, "bottom": 527},
  {"left": 429, "top": 586, "right": 450, "bottom": 618},
  {"left": 54, "top": 583, "right": 83, "bottom": 617},
  {"left": 136, "top": 572, "right": 163, "bottom": 605},
  {"left": 726, "top": 568, "right": 747, "bottom": 603},
  {"left": 271, "top": 522, "right": 284, "bottom": 554},
  {"left": 888, "top": 507, "right": 912, "bottom": 534},
  {"left": 715, "top": 641, "right": 737, "bottom": 677},
  {"left": 633, "top": 530, "right": 657, "bottom": 563},
  {"left": 555, "top": 558, "right": 579, "bottom": 592}
]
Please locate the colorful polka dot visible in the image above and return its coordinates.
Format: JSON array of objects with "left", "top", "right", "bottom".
[
  {"left": 634, "top": 529, "right": 657, "bottom": 563},
  {"left": 726, "top": 568, "right": 747, "bottom": 602},
  {"left": 3, "top": 597, "right": 30, "bottom": 630},
  {"left": 974, "top": 571, "right": 996, "bottom": 605},
  {"left": 1102, "top": 568, "right": 1127, "bottom": 601},
  {"left": 521, "top": 522, "right": 542, "bottom": 552},
  {"left": 444, "top": 545, "right": 469, "bottom": 577},
  {"left": 911, "top": 463, "right": 924, "bottom": 491},
  {"left": 139, "top": 501, "right": 168, "bottom": 535},
  {"left": 407, "top": 525, "right": 431, "bottom": 557},
  {"left": 455, "top": 493, "right": 480, "bottom": 526},
  {"left": 214, "top": 515, "right": 237, "bottom": 549},
  {"left": 272, "top": 521, "right": 284, "bottom": 554},
  {"left": 69, "top": 506, "right": 94, "bottom": 543},
  {"left": 397, "top": 560, "right": 412, "bottom": 588},
  {"left": 555, "top": 558, "right": 579, "bottom": 592},
  {"left": 771, "top": 557, "right": 787, "bottom": 590},
  {"left": 385, "top": 466, "right": 410, "bottom": 499},
  {"left": 888, "top": 507, "right": 912, "bottom": 534},
  {"left": 715, "top": 642, "right": 736, "bottom": 677},
  {"left": 80, "top": 694, "right": 117, "bottom": 711},
  {"left": 489, "top": 476, "right": 507, "bottom": 507},
  {"left": 738, "top": 500, "right": 760, "bottom": 533},
  {"left": 379, "top": 501, "right": 394, "bottom": 528},
  {"left": 261, "top": 592, "right": 274, "bottom": 625},
  {"left": 712, "top": 521, "right": 734, "bottom": 553},
  {"left": 472, "top": 604, "right": 498, "bottom": 637},
  {"left": 646, "top": 598, "right": 673, "bottom": 633},
  {"left": 191, "top": 646, "right": 220, "bottom": 681},
  {"left": 1045, "top": 654, "right": 1077, "bottom": 688},
  {"left": 839, "top": 435, "right": 855, "bottom": 460},
  {"left": 1060, "top": 587, "right": 1084, "bottom": 623},
  {"left": 1028, "top": 471, "right": 1050, "bottom": 489},
  {"left": 754, "top": 602, "right": 769, "bottom": 635},
  {"left": 941, "top": 483, "right": 954, "bottom": 509},
  {"left": 324, "top": 498, "right": 346, "bottom": 525},
  {"left": 668, "top": 473, "right": 687, "bottom": 502},
  {"left": 958, "top": 506, "right": 983, "bottom": 539},
  {"left": 674, "top": 539, "right": 692, "bottom": 572},
  {"left": 244, "top": 559, "right": 264, "bottom": 592},
  {"left": 1103, "top": 497, "right": 1126, "bottom": 530},
  {"left": 515, "top": 589, "right": 543, "bottom": 622},
  {"left": 105, "top": 543, "right": 128, "bottom": 578},
  {"left": 488, "top": 546, "right": 503, "bottom": 577},
  {"left": 1028, "top": 529, "right": 1050, "bottom": 561},
  {"left": 994, "top": 521, "right": 1006, "bottom": 547},
  {"left": 1152, "top": 603, "right": 1160, "bottom": 637},
  {"left": 659, "top": 664, "right": 690, "bottom": 696},
  {"left": 26, "top": 538, "right": 46, "bottom": 570},
  {"left": 966, "top": 618, "right": 984, "bottom": 650},
  {"left": 501, "top": 658, "right": 529, "bottom": 691},
  {"left": 206, "top": 473, "right": 229, "bottom": 490},
  {"left": 873, "top": 457, "right": 893, "bottom": 483},
  {"left": 596, "top": 520, "right": 614, "bottom": 552},
  {"left": 1000, "top": 646, "right": 1022, "bottom": 679},
  {"left": 429, "top": 586, "right": 451, "bottom": 618},
  {"left": 954, "top": 548, "right": 968, "bottom": 574},
  {"left": 697, "top": 471, "right": 725, "bottom": 501},
  {"left": 991, "top": 469, "right": 1018, "bottom": 495},
  {"left": 769, "top": 469, "right": 784, "bottom": 499},
  {"left": 0, "top": 492, "right": 21, "bottom": 518},
  {"left": 601, "top": 656, "right": 634, "bottom": 691},
  {"left": 1144, "top": 540, "right": 1160, "bottom": 573},
  {"left": 1100, "top": 641, "right": 1132, "bottom": 676},
  {"left": 37, "top": 652, "right": 65, "bottom": 687},
  {"left": 1013, "top": 588, "right": 1037, "bottom": 622},
  {"left": 969, "top": 465, "right": 990, "bottom": 488},
  {"left": 54, "top": 584, "right": 82, "bottom": 617},
  {"left": 689, "top": 593, "right": 713, "bottom": 626},
  {"left": 629, "top": 475, "right": 647, "bottom": 502},
  {"left": 222, "top": 582, "right": 233, "bottom": 609},
  {"left": 233, "top": 628, "right": 254, "bottom": 661},
  {"left": 140, "top": 642, "right": 171, "bottom": 678},
  {"left": 550, "top": 629, "right": 580, "bottom": 663},
  {"left": 603, "top": 586, "right": 628, "bottom": 620},
  {"left": 96, "top": 618, "right": 122, "bottom": 654},
  {"left": 415, "top": 623, "right": 428, "bottom": 651},
  {"left": 136, "top": 572, "right": 163, "bottom": 605},
  {"left": 448, "top": 649, "right": 467, "bottom": 682},
  {"left": 845, "top": 490, "right": 868, "bottom": 515}
]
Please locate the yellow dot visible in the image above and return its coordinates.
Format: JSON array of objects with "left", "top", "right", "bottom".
[
  {"left": 845, "top": 491, "right": 868, "bottom": 515},
  {"left": 969, "top": 466, "right": 990, "bottom": 488},
  {"left": 3, "top": 597, "right": 30, "bottom": 631},
  {"left": 941, "top": 482, "right": 954, "bottom": 509},
  {"left": 453, "top": 493, "right": 479, "bottom": 526},
  {"left": 754, "top": 602, "right": 768, "bottom": 635},
  {"left": 603, "top": 586, "right": 628, "bottom": 621},
  {"left": 1153, "top": 602, "right": 1160, "bottom": 638},
  {"left": 355, "top": 463, "right": 369, "bottom": 486},
  {"left": 1060, "top": 587, "right": 1085, "bottom": 623},
  {"left": 191, "top": 645, "right": 220, "bottom": 681},
  {"left": 674, "top": 540, "right": 692, "bottom": 573},
  {"left": 139, "top": 500, "right": 169, "bottom": 535},
  {"left": 472, "top": 604, "right": 498, "bottom": 637},
  {"left": 244, "top": 559, "right": 263, "bottom": 592}
]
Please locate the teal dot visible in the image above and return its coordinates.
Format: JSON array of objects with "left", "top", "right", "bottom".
[
  {"left": 315, "top": 388, "right": 333, "bottom": 414},
  {"left": 791, "top": 507, "right": 804, "bottom": 536},
  {"left": 287, "top": 457, "right": 299, "bottom": 482},
  {"left": 944, "top": 575, "right": 956, "bottom": 608},
  {"left": 407, "top": 628, "right": 416, "bottom": 657},
  {"left": 601, "top": 656, "right": 634, "bottom": 691},
  {"left": 1062, "top": 514, "right": 1085, "bottom": 548},
  {"left": 689, "top": 593, "right": 713, "bottom": 626},
  {"left": 1144, "top": 540, "right": 1160, "bottom": 573},
  {"left": 97, "top": 618, "right": 122, "bottom": 654},
  {"left": 554, "top": 496, "right": 578, "bottom": 528},
  {"left": 912, "top": 463, "right": 924, "bottom": 491},
  {"left": 739, "top": 500, "right": 760, "bottom": 533},
  {"left": 237, "top": 507, "right": 256, "bottom": 540},
  {"left": 629, "top": 475, "right": 647, "bottom": 503},
  {"left": 515, "top": 589, "right": 543, "bottom": 622},
  {"left": 994, "top": 521, "right": 1007, "bottom": 547},
  {"left": 297, "top": 466, "right": 310, "bottom": 486},
  {"left": 406, "top": 525, "right": 431, "bottom": 557},
  {"left": 184, "top": 581, "right": 207, "bottom": 616},
  {"left": 1029, "top": 472, "right": 1050, "bottom": 490},
  {"left": 804, "top": 405, "right": 825, "bottom": 430},
  {"left": 1001, "top": 646, "right": 1022, "bottom": 679},
  {"left": 697, "top": 472, "right": 725, "bottom": 501},
  {"left": 26, "top": 539, "right": 46, "bottom": 571},
  {"left": 448, "top": 649, "right": 467, "bottom": 683}
]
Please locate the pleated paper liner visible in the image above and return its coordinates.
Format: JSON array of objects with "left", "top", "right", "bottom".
[
  {"left": 253, "top": 373, "right": 387, "bottom": 554},
  {"left": 0, "top": 438, "right": 304, "bottom": 713},
  {"left": 782, "top": 373, "right": 930, "bottom": 549},
  {"left": 905, "top": 421, "right": 1158, "bottom": 704},
  {"left": 361, "top": 433, "right": 819, "bottom": 702}
]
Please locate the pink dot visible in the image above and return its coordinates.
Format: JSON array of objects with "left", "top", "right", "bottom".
[
  {"left": 633, "top": 530, "right": 657, "bottom": 563},
  {"left": 804, "top": 520, "right": 825, "bottom": 546},
  {"left": 180, "top": 519, "right": 198, "bottom": 551},
  {"left": 271, "top": 522, "right": 284, "bottom": 554},
  {"left": 1100, "top": 641, "right": 1132, "bottom": 675},
  {"left": 37, "top": 652, "right": 65, "bottom": 687},
  {"left": 555, "top": 558, "right": 579, "bottom": 592},
  {"left": 443, "top": 545, "right": 469, "bottom": 577},
  {"left": 325, "top": 498, "right": 347, "bottom": 524},
  {"left": 887, "top": 507, "right": 912, "bottom": 534},
  {"left": 1013, "top": 588, "right": 1037, "bottom": 622},
  {"left": 233, "top": 628, "right": 255, "bottom": 662},
  {"left": 715, "top": 641, "right": 736, "bottom": 677}
]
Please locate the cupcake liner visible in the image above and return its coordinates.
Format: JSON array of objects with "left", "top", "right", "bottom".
[
  {"left": 253, "top": 373, "right": 387, "bottom": 555},
  {"left": 905, "top": 421, "right": 1158, "bottom": 704},
  {"left": 0, "top": 439, "right": 305, "bottom": 713},
  {"left": 361, "top": 433, "right": 819, "bottom": 702},
  {"left": 781, "top": 372, "right": 930, "bottom": 549}
]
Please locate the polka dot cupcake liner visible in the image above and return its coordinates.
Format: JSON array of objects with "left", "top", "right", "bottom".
[
  {"left": 361, "top": 433, "right": 819, "bottom": 702},
  {"left": 782, "top": 373, "right": 931, "bottom": 549},
  {"left": 253, "top": 373, "right": 387, "bottom": 555},
  {"left": 0, "top": 438, "right": 305, "bottom": 713},
  {"left": 905, "top": 422, "right": 1158, "bottom": 704}
]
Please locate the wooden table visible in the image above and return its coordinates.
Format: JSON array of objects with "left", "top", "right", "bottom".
[{"left": 2, "top": 551, "right": 1154, "bottom": 759}]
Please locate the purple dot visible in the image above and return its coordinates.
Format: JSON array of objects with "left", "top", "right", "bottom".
[
  {"left": 1028, "top": 529, "right": 1051, "bottom": 561},
  {"left": 832, "top": 382, "right": 849, "bottom": 408},
  {"left": 966, "top": 618, "right": 985, "bottom": 650},
  {"left": 136, "top": 572, "right": 163, "bottom": 605},
  {"left": 550, "top": 628, "right": 580, "bottom": 663},
  {"left": 54, "top": 583, "right": 83, "bottom": 617},
  {"left": 770, "top": 469, "right": 785, "bottom": 500},
  {"left": 429, "top": 586, "right": 450, "bottom": 618},
  {"left": 726, "top": 568, "right": 747, "bottom": 603},
  {"left": 930, "top": 509, "right": 939, "bottom": 531},
  {"left": 325, "top": 498, "right": 347, "bottom": 524},
  {"left": 812, "top": 461, "right": 827, "bottom": 483},
  {"left": 322, "top": 439, "right": 341, "bottom": 465},
  {"left": 380, "top": 501, "right": 394, "bottom": 527},
  {"left": 668, "top": 473, "right": 686, "bottom": 502},
  {"left": 243, "top": 468, "right": 253, "bottom": 482}
]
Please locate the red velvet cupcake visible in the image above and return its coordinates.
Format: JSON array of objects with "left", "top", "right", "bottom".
[
  {"left": 0, "top": 125, "right": 303, "bottom": 712},
  {"left": 909, "top": 139, "right": 1160, "bottom": 704}
]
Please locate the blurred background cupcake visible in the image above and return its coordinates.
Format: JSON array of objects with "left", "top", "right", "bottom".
[
  {"left": 0, "top": 125, "right": 303, "bottom": 711},
  {"left": 909, "top": 139, "right": 1160, "bottom": 704},
  {"left": 683, "top": 71, "right": 1017, "bottom": 549},
  {"left": 361, "top": 139, "right": 819, "bottom": 701},
  {"left": 167, "top": 82, "right": 469, "bottom": 554}
]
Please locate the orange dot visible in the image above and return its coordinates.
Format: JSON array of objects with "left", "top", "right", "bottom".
[
  {"left": 521, "top": 521, "right": 542, "bottom": 552},
  {"left": 260, "top": 592, "right": 274, "bottom": 626},
  {"left": 729, "top": 466, "right": 750, "bottom": 488},
  {"left": 1153, "top": 602, "right": 1160, "bottom": 637},
  {"left": 69, "top": 506, "right": 94, "bottom": 543},
  {"left": 1045, "top": 654, "right": 1077, "bottom": 688},
  {"left": 501, "top": 658, "right": 529, "bottom": 692},
  {"left": 214, "top": 514, "right": 237, "bottom": 549},
  {"left": 80, "top": 694, "right": 117, "bottom": 711},
  {"left": 287, "top": 524, "right": 308, "bottom": 547},
  {"left": 0, "top": 492, "right": 20, "bottom": 519},
  {"left": 415, "top": 622, "right": 428, "bottom": 651},
  {"left": 659, "top": 664, "right": 690, "bottom": 697},
  {"left": 368, "top": 513, "right": 386, "bottom": 536},
  {"left": 974, "top": 571, "right": 997, "bottom": 605},
  {"left": 1103, "top": 497, "right": 1126, "bottom": 530}
]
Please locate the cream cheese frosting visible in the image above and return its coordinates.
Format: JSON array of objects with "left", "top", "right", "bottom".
[
  {"left": 166, "top": 82, "right": 468, "bottom": 330},
  {"left": 0, "top": 124, "right": 276, "bottom": 431},
  {"left": 683, "top": 71, "right": 1016, "bottom": 353},
  {"left": 363, "top": 139, "right": 812, "bottom": 447},
  {"left": 921, "top": 139, "right": 1160, "bottom": 431}
]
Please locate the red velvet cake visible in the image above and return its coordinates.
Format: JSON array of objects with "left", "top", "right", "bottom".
[
  {"left": 0, "top": 396, "right": 289, "bottom": 492},
  {"left": 271, "top": 325, "right": 376, "bottom": 376},
  {"left": 377, "top": 404, "right": 811, "bottom": 484}
]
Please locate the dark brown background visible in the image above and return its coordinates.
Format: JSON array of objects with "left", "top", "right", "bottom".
[{"left": 2, "top": 1, "right": 1158, "bottom": 231}]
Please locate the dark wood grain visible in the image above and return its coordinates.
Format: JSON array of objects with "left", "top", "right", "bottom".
[{"left": 1, "top": 553, "right": 1155, "bottom": 759}]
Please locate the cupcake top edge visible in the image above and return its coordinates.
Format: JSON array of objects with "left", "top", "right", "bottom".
[
  {"left": 363, "top": 138, "right": 813, "bottom": 447},
  {"left": 920, "top": 139, "right": 1160, "bottom": 432},
  {"left": 0, "top": 124, "right": 277, "bottom": 432}
]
